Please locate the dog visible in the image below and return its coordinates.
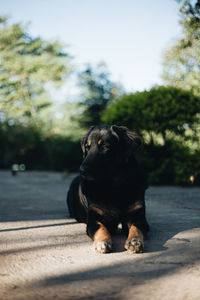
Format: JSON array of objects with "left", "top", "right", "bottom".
[{"left": 67, "top": 125, "right": 149, "bottom": 253}]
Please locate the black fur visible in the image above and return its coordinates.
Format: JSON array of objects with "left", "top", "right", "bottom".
[{"left": 67, "top": 125, "right": 149, "bottom": 252}]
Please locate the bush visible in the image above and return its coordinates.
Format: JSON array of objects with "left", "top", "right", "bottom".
[
  {"left": 136, "top": 141, "right": 200, "bottom": 186},
  {"left": 102, "top": 85, "right": 200, "bottom": 186},
  {"left": 0, "top": 124, "right": 82, "bottom": 172},
  {"left": 102, "top": 86, "right": 200, "bottom": 143}
]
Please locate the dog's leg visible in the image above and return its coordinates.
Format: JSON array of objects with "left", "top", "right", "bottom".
[
  {"left": 124, "top": 201, "right": 149, "bottom": 253},
  {"left": 124, "top": 224, "right": 144, "bottom": 253},
  {"left": 87, "top": 221, "right": 112, "bottom": 254}
]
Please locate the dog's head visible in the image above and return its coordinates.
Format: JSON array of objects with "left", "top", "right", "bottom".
[{"left": 80, "top": 125, "right": 142, "bottom": 181}]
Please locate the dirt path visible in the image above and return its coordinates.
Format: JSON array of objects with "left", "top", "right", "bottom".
[{"left": 0, "top": 171, "right": 200, "bottom": 300}]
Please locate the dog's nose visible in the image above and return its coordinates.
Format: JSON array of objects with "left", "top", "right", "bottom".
[
  {"left": 79, "top": 165, "right": 88, "bottom": 176},
  {"left": 80, "top": 165, "right": 94, "bottom": 180}
]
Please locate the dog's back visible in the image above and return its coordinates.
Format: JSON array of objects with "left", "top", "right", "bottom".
[{"left": 67, "top": 175, "right": 88, "bottom": 223}]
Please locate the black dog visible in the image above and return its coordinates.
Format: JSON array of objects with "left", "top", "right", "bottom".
[{"left": 67, "top": 125, "right": 149, "bottom": 253}]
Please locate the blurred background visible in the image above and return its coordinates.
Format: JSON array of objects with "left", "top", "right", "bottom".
[{"left": 0, "top": 0, "right": 200, "bottom": 185}]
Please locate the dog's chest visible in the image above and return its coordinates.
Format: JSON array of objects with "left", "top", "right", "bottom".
[
  {"left": 81, "top": 179, "right": 142, "bottom": 208},
  {"left": 89, "top": 184, "right": 137, "bottom": 207}
]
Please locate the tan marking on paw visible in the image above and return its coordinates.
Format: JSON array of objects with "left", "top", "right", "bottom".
[
  {"left": 125, "top": 224, "right": 144, "bottom": 253},
  {"left": 95, "top": 241, "right": 112, "bottom": 254},
  {"left": 125, "top": 238, "right": 144, "bottom": 253},
  {"left": 127, "top": 224, "right": 144, "bottom": 242},
  {"left": 94, "top": 222, "right": 112, "bottom": 254}
]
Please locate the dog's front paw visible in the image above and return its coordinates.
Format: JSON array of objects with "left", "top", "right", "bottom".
[
  {"left": 95, "top": 241, "right": 112, "bottom": 254},
  {"left": 125, "top": 238, "right": 144, "bottom": 253}
]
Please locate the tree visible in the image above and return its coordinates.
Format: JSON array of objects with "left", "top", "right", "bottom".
[
  {"left": 0, "top": 16, "right": 72, "bottom": 125},
  {"left": 162, "top": 1, "right": 200, "bottom": 96},
  {"left": 102, "top": 86, "right": 200, "bottom": 145},
  {"left": 78, "top": 63, "right": 122, "bottom": 128},
  {"left": 52, "top": 101, "right": 85, "bottom": 140}
]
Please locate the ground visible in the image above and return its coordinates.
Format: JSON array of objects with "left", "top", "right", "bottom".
[{"left": 0, "top": 171, "right": 200, "bottom": 300}]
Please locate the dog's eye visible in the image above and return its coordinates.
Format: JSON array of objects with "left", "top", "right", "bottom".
[
  {"left": 85, "top": 140, "right": 92, "bottom": 151},
  {"left": 85, "top": 144, "right": 91, "bottom": 151}
]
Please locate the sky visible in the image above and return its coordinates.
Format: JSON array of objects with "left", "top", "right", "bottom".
[{"left": 0, "top": 0, "right": 182, "bottom": 101}]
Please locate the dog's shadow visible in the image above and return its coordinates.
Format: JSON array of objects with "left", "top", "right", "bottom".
[
  {"left": 111, "top": 231, "right": 152, "bottom": 254},
  {"left": 112, "top": 232, "right": 127, "bottom": 253},
  {"left": 110, "top": 218, "right": 200, "bottom": 254}
]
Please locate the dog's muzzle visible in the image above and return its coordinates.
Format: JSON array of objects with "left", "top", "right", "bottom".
[{"left": 79, "top": 165, "right": 94, "bottom": 180}]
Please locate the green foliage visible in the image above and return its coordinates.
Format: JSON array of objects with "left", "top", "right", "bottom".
[
  {"left": 78, "top": 63, "right": 122, "bottom": 128},
  {"left": 102, "top": 86, "right": 200, "bottom": 144},
  {"left": 0, "top": 16, "right": 72, "bottom": 124},
  {"left": 103, "top": 85, "right": 200, "bottom": 185},
  {"left": 0, "top": 123, "right": 82, "bottom": 171},
  {"left": 162, "top": 0, "right": 200, "bottom": 96},
  {"left": 137, "top": 141, "right": 200, "bottom": 185}
]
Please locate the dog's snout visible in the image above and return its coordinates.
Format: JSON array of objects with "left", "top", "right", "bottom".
[
  {"left": 80, "top": 164, "right": 94, "bottom": 180},
  {"left": 79, "top": 165, "right": 87, "bottom": 175}
]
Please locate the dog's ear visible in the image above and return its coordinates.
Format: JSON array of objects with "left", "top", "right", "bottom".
[
  {"left": 81, "top": 126, "right": 95, "bottom": 156},
  {"left": 111, "top": 125, "right": 142, "bottom": 152}
]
